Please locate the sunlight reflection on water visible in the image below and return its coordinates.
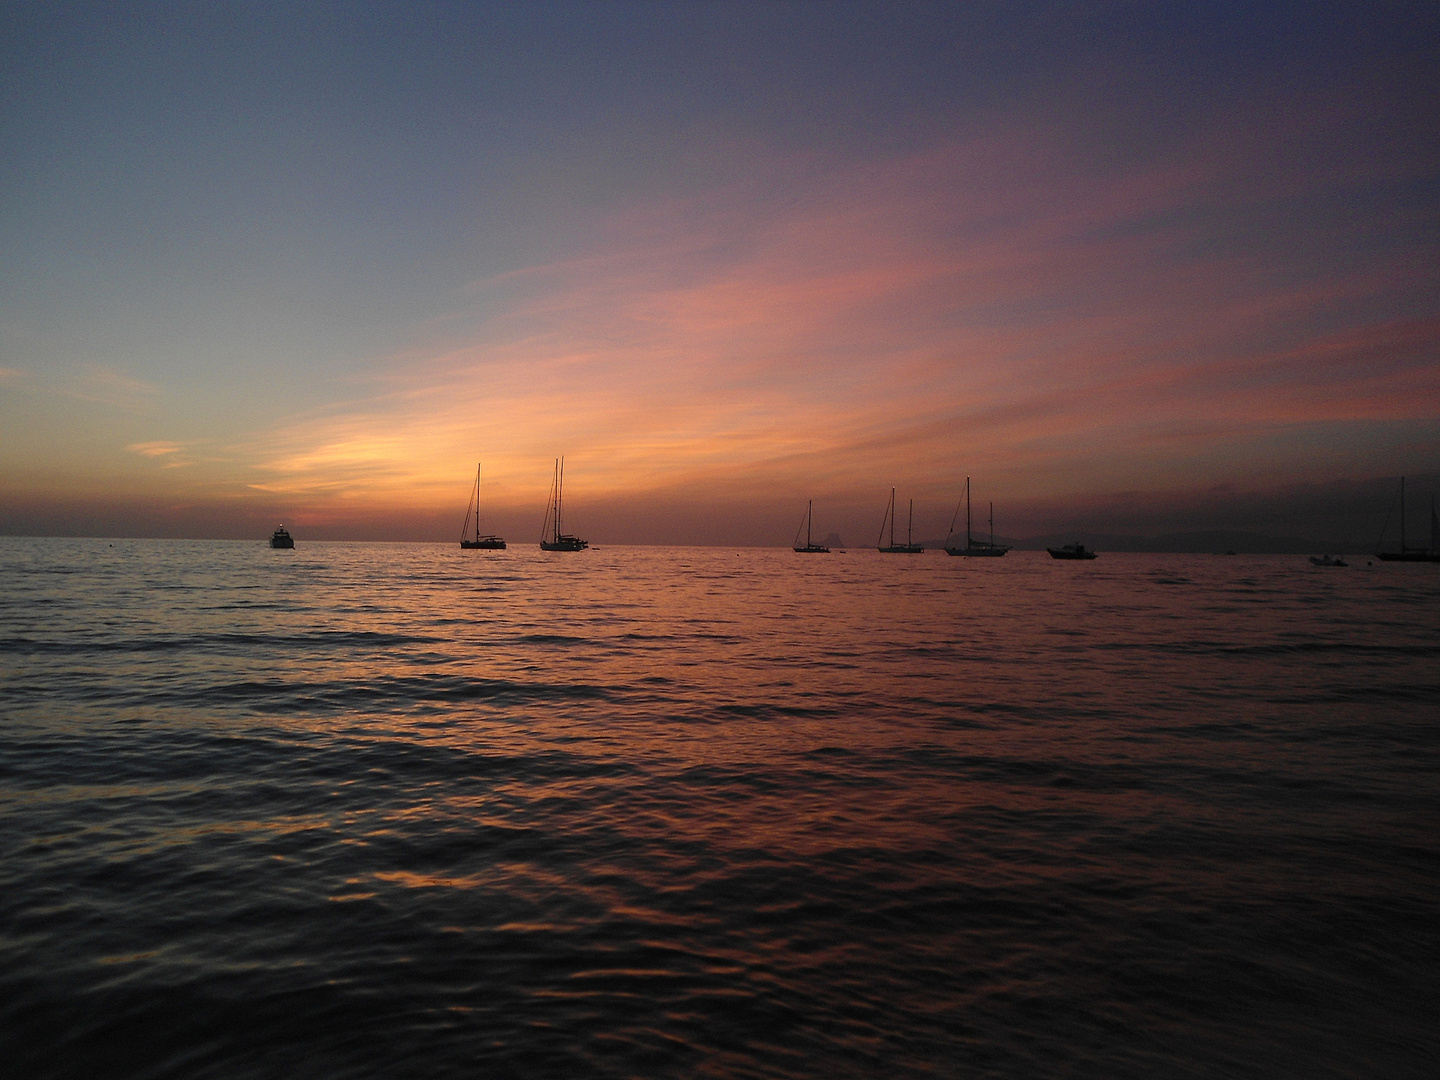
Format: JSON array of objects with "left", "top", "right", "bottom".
[{"left": 1, "top": 539, "right": 1437, "bottom": 1077}]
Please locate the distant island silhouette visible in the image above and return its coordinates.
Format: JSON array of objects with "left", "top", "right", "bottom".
[
  {"left": 905, "top": 530, "right": 1366, "bottom": 555},
  {"left": 1013, "top": 530, "right": 1365, "bottom": 555}
]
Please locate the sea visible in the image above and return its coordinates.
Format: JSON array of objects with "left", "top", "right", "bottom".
[{"left": 1, "top": 537, "right": 1437, "bottom": 1079}]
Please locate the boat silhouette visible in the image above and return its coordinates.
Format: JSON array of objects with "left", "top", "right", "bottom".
[
  {"left": 459, "top": 463, "right": 506, "bottom": 549},
  {"left": 1048, "top": 543, "right": 1097, "bottom": 560},
  {"left": 945, "top": 477, "right": 1009, "bottom": 557},
  {"left": 877, "top": 488, "right": 924, "bottom": 553},
  {"left": 793, "top": 501, "right": 830, "bottom": 553},
  {"left": 1375, "top": 477, "right": 1440, "bottom": 562},
  {"left": 540, "top": 457, "right": 588, "bottom": 551}
]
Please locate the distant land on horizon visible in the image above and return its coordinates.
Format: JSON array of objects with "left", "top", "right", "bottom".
[
  {"left": 3, "top": 529, "right": 1388, "bottom": 556},
  {"left": 856, "top": 530, "right": 1376, "bottom": 555},
  {"left": 4, "top": 472, "right": 1435, "bottom": 551},
  {"left": 1013, "top": 531, "right": 1373, "bottom": 555}
]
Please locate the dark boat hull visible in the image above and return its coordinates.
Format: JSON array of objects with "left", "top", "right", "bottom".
[
  {"left": 461, "top": 537, "right": 507, "bottom": 550},
  {"left": 879, "top": 544, "right": 924, "bottom": 553},
  {"left": 1375, "top": 551, "right": 1440, "bottom": 562},
  {"left": 945, "top": 546, "right": 1007, "bottom": 557},
  {"left": 541, "top": 536, "right": 588, "bottom": 551},
  {"left": 1048, "top": 546, "right": 1096, "bottom": 560},
  {"left": 793, "top": 545, "right": 830, "bottom": 553},
  {"left": 269, "top": 531, "right": 294, "bottom": 549}
]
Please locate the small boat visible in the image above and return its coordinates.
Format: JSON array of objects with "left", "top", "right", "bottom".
[
  {"left": 877, "top": 488, "right": 924, "bottom": 553},
  {"left": 269, "top": 526, "right": 294, "bottom": 549},
  {"left": 944, "top": 476, "right": 1009, "bottom": 557},
  {"left": 1375, "top": 477, "right": 1440, "bottom": 562},
  {"left": 540, "top": 457, "right": 587, "bottom": 551},
  {"left": 1048, "top": 543, "right": 1097, "bottom": 560},
  {"left": 459, "top": 463, "right": 506, "bottom": 549},
  {"left": 1309, "top": 555, "right": 1348, "bottom": 567},
  {"left": 793, "top": 500, "right": 830, "bottom": 553}
]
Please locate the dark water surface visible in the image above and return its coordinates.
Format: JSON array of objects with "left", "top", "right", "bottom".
[{"left": 2, "top": 538, "right": 1438, "bottom": 1078}]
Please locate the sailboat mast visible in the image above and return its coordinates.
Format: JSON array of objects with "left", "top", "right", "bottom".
[
  {"left": 891, "top": 488, "right": 896, "bottom": 547},
  {"left": 475, "top": 463, "right": 482, "bottom": 544},
  {"left": 966, "top": 476, "right": 972, "bottom": 548},
  {"left": 908, "top": 499, "right": 913, "bottom": 546},
  {"left": 1400, "top": 475, "right": 1407, "bottom": 551},
  {"left": 549, "top": 459, "right": 558, "bottom": 543},
  {"left": 558, "top": 458, "right": 566, "bottom": 542},
  {"left": 808, "top": 500, "right": 813, "bottom": 547},
  {"left": 989, "top": 502, "right": 994, "bottom": 548}
]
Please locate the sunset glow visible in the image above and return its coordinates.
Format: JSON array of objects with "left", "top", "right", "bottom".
[{"left": 2, "top": 3, "right": 1437, "bottom": 543}]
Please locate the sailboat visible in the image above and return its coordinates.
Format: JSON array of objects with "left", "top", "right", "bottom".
[
  {"left": 944, "top": 477, "right": 1010, "bottom": 557},
  {"left": 877, "top": 488, "right": 924, "bottom": 553},
  {"left": 1375, "top": 476, "right": 1440, "bottom": 562},
  {"left": 540, "top": 457, "right": 588, "bottom": 551},
  {"left": 459, "top": 463, "right": 506, "bottom": 549},
  {"left": 793, "top": 501, "right": 830, "bottom": 553}
]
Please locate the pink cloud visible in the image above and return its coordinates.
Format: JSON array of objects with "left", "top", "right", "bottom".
[{"left": 199, "top": 91, "right": 1439, "bottom": 527}]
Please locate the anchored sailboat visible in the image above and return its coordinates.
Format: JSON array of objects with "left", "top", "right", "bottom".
[
  {"left": 944, "top": 477, "right": 1009, "bottom": 557},
  {"left": 793, "top": 500, "right": 830, "bottom": 553},
  {"left": 459, "top": 463, "right": 506, "bottom": 549},
  {"left": 877, "top": 488, "right": 924, "bottom": 553},
  {"left": 540, "top": 457, "right": 588, "bottom": 551},
  {"left": 1375, "top": 476, "right": 1440, "bottom": 562}
]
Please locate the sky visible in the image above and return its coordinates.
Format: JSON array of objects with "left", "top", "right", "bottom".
[{"left": 2, "top": 1, "right": 1438, "bottom": 545}]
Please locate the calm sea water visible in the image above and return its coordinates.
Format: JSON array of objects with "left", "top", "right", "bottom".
[{"left": 1, "top": 537, "right": 1437, "bottom": 1078}]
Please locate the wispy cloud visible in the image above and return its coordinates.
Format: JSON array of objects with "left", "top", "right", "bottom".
[
  {"left": 125, "top": 439, "right": 203, "bottom": 470},
  {"left": 64, "top": 365, "right": 163, "bottom": 411},
  {"left": 228, "top": 93, "right": 1439, "bottom": 513},
  {"left": 127, "top": 441, "right": 185, "bottom": 458}
]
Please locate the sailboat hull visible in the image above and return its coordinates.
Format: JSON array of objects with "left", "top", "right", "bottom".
[
  {"left": 945, "top": 545, "right": 1007, "bottom": 557},
  {"left": 461, "top": 537, "right": 507, "bottom": 550},
  {"left": 1375, "top": 551, "right": 1440, "bottom": 562},
  {"left": 541, "top": 536, "right": 588, "bottom": 551},
  {"left": 879, "top": 544, "right": 924, "bottom": 553}
]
